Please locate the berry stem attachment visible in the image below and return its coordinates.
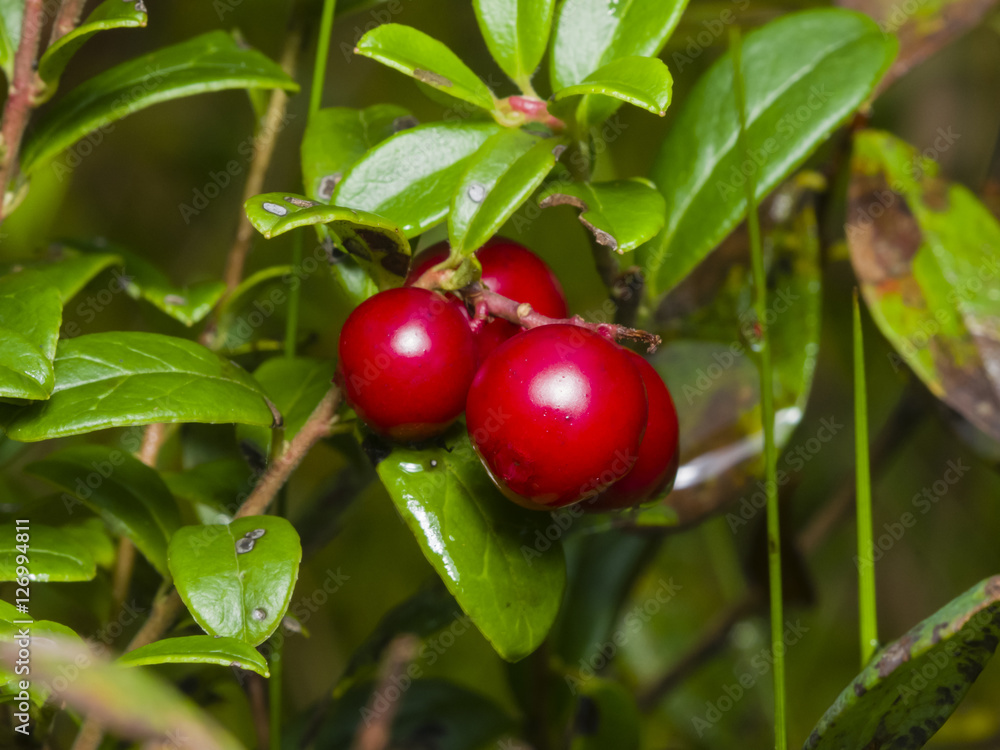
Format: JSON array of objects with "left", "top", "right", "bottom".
[{"left": 466, "top": 283, "right": 661, "bottom": 352}]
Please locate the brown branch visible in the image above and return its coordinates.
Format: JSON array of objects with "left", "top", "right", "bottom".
[
  {"left": 235, "top": 387, "right": 342, "bottom": 518},
  {"left": 48, "top": 0, "right": 88, "bottom": 45},
  {"left": 0, "top": 0, "right": 46, "bottom": 222},
  {"left": 137, "top": 422, "right": 167, "bottom": 467},
  {"left": 222, "top": 25, "right": 303, "bottom": 292},
  {"left": 350, "top": 635, "right": 419, "bottom": 750}
]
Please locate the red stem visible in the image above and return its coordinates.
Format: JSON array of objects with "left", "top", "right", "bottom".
[{"left": 0, "top": 0, "right": 46, "bottom": 222}]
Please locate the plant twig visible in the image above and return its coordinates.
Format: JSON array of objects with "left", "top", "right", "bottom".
[
  {"left": 49, "top": 0, "right": 88, "bottom": 44},
  {"left": 222, "top": 24, "right": 303, "bottom": 292},
  {"left": 0, "top": 0, "right": 47, "bottom": 221},
  {"left": 109, "top": 537, "right": 136, "bottom": 616},
  {"left": 731, "top": 26, "right": 787, "bottom": 750},
  {"left": 350, "top": 635, "right": 419, "bottom": 750}
]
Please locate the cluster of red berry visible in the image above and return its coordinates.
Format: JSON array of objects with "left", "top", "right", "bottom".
[{"left": 337, "top": 238, "right": 679, "bottom": 512}]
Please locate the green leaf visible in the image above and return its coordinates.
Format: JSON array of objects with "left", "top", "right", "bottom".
[
  {"left": 306, "top": 678, "right": 515, "bottom": 750},
  {"left": 238, "top": 357, "right": 336, "bottom": 458},
  {"left": 570, "top": 678, "right": 641, "bottom": 750},
  {"left": 118, "top": 635, "right": 270, "bottom": 678},
  {"left": 806, "top": 576, "right": 1000, "bottom": 750},
  {"left": 653, "top": 182, "right": 822, "bottom": 527},
  {"left": 0, "top": 637, "right": 245, "bottom": 749},
  {"left": 119, "top": 251, "right": 226, "bottom": 327},
  {"left": 26, "top": 446, "right": 182, "bottom": 576},
  {"left": 472, "top": 0, "right": 556, "bottom": 90},
  {"left": 550, "top": 0, "right": 688, "bottom": 91},
  {"left": 354, "top": 24, "right": 495, "bottom": 112},
  {"left": 20, "top": 30, "right": 300, "bottom": 174},
  {"left": 0, "top": 332, "right": 277, "bottom": 441},
  {"left": 538, "top": 178, "right": 666, "bottom": 253},
  {"left": 333, "top": 121, "right": 502, "bottom": 237},
  {"left": 212, "top": 265, "right": 294, "bottom": 353},
  {"left": 0, "top": 249, "right": 122, "bottom": 302},
  {"left": 374, "top": 423, "right": 566, "bottom": 662},
  {"left": 62, "top": 518, "right": 116, "bottom": 569},
  {"left": 0, "top": 523, "right": 96, "bottom": 582},
  {"left": 301, "top": 104, "right": 413, "bottom": 202},
  {"left": 449, "top": 129, "right": 564, "bottom": 255},
  {"left": 0, "top": 277, "right": 62, "bottom": 399},
  {"left": 553, "top": 56, "right": 672, "bottom": 117},
  {"left": 847, "top": 129, "right": 1000, "bottom": 442},
  {"left": 163, "top": 459, "right": 254, "bottom": 523},
  {"left": 0, "top": 618, "right": 84, "bottom": 707},
  {"left": 168, "top": 516, "right": 302, "bottom": 647},
  {"left": 0, "top": 0, "right": 24, "bottom": 81},
  {"left": 641, "top": 9, "right": 897, "bottom": 298},
  {"left": 244, "top": 193, "right": 411, "bottom": 290},
  {"left": 36, "top": 0, "right": 148, "bottom": 101}
]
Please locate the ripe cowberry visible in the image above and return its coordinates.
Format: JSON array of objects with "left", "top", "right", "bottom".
[
  {"left": 586, "top": 351, "right": 680, "bottom": 511},
  {"left": 406, "top": 237, "right": 567, "bottom": 360},
  {"left": 466, "top": 325, "right": 647, "bottom": 509},
  {"left": 338, "top": 286, "right": 477, "bottom": 441}
]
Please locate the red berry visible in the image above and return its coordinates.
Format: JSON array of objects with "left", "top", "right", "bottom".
[
  {"left": 586, "top": 351, "right": 680, "bottom": 511},
  {"left": 466, "top": 325, "right": 647, "bottom": 509},
  {"left": 405, "top": 238, "right": 568, "bottom": 360},
  {"left": 338, "top": 287, "right": 477, "bottom": 441}
]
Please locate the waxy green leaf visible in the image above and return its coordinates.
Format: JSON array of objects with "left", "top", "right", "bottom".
[
  {"left": 120, "top": 251, "right": 225, "bottom": 327},
  {"left": 119, "top": 635, "right": 270, "bottom": 677},
  {"left": 21, "top": 31, "right": 299, "bottom": 174},
  {"left": 641, "top": 9, "right": 897, "bottom": 297},
  {"left": 472, "top": 0, "right": 556, "bottom": 90},
  {"left": 301, "top": 105, "right": 413, "bottom": 202},
  {"left": 539, "top": 178, "right": 666, "bottom": 253},
  {"left": 244, "top": 192, "right": 411, "bottom": 290},
  {"left": 449, "top": 130, "right": 563, "bottom": 255},
  {"left": 355, "top": 24, "right": 495, "bottom": 112},
  {"left": 333, "top": 121, "right": 502, "bottom": 237},
  {"left": 374, "top": 423, "right": 566, "bottom": 662},
  {"left": 553, "top": 56, "right": 673, "bottom": 117},
  {"left": 27, "top": 446, "right": 181, "bottom": 576},
  {"left": 1, "top": 249, "right": 122, "bottom": 302},
  {"left": 848, "top": 129, "right": 1000, "bottom": 442},
  {"left": 0, "top": 523, "right": 96, "bottom": 582},
  {"left": 0, "top": 277, "right": 62, "bottom": 399},
  {"left": 806, "top": 576, "right": 1000, "bottom": 749},
  {"left": 37, "top": 0, "right": 148, "bottom": 101},
  {"left": 0, "top": 332, "right": 277, "bottom": 441},
  {"left": 168, "top": 516, "right": 302, "bottom": 646}
]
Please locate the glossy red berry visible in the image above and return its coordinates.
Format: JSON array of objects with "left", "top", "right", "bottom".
[
  {"left": 406, "top": 237, "right": 568, "bottom": 360},
  {"left": 338, "top": 286, "right": 477, "bottom": 441},
  {"left": 586, "top": 351, "right": 680, "bottom": 511},
  {"left": 466, "top": 324, "right": 647, "bottom": 509}
]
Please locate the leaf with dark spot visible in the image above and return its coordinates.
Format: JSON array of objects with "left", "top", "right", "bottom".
[
  {"left": 805, "top": 575, "right": 1000, "bottom": 750},
  {"left": 847, "top": 130, "right": 1000, "bottom": 442}
]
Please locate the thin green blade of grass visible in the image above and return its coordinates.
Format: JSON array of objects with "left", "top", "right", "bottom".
[{"left": 730, "top": 25, "right": 787, "bottom": 750}]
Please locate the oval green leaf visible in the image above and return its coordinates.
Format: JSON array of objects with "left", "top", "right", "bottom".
[
  {"left": 806, "top": 576, "right": 1000, "bottom": 750},
  {"left": 848, "top": 129, "right": 1000, "bottom": 442},
  {"left": 36, "top": 0, "right": 148, "bottom": 101},
  {"left": 553, "top": 56, "right": 673, "bottom": 116},
  {"left": 355, "top": 24, "right": 495, "bottom": 112},
  {"left": 26, "top": 446, "right": 181, "bottom": 576},
  {"left": 332, "top": 121, "right": 502, "bottom": 237},
  {"left": 472, "top": 0, "right": 556, "bottom": 90},
  {"left": 118, "top": 635, "right": 269, "bottom": 678},
  {"left": 538, "top": 178, "right": 666, "bottom": 253},
  {"left": 373, "top": 423, "right": 566, "bottom": 662},
  {"left": 0, "top": 332, "right": 277, "bottom": 441},
  {"left": 168, "top": 516, "right": 302, "bottom": 647},
  {"left": 301, "top": 104, "right": 413, "bottom": 202},
  {"left": 449, "top": 130, "right": 564, "bottom": 256},
  {"left": 0, "top": 523, "right": 96, "bottom": 582},
  {"left": 1, "top": 248, "right": 122, "bottom": 302},
  {"left": 20, "top": 30, "right": 300, "bottom": 174},
  {"left": 640, "top": 9, "right": 897, "bottom": 298},
  {"left": 0, "top": 278, "right": 62, "bottom": 400},
  {"left": 244, "top": 192, "right": 411, "bottom": 289}
]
